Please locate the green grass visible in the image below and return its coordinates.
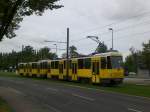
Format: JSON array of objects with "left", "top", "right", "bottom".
[
  {"left": 0, "top": 97, "right": 13, "bottom": 112},
  {"left": 0, "top": 72, "right": 18, "bottom": 77},
  {"left": 0, "top": 72, "right": 150, "bottom": 98},
  {"left": 100, "top": 84, "right": 150, "bottom": 98}
]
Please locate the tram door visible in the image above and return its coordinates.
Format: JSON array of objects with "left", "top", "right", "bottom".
[
  {"left": 72, "top": 63, "right": 77, "bottom": 81},
  {"left": 59, "top": 63, "right": 64, "bottom": 79},
  {"left": 92, "top": 61, "right": 100, "bottom": 83}
]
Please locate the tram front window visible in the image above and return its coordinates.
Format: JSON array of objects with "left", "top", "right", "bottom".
[{"left": 111, "top": 56, "right": 123, "bottom": 69}]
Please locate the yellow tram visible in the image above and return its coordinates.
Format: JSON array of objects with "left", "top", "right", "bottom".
[
  {"left": 18, "top": 52, "right": 124, "bottom": 85},
  {"left": 18, "top": 63, "right": 26, "bottom": 76}
]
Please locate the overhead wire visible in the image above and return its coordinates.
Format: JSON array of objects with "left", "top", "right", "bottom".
[
  {"left": 70, "top": 15, "right": 150, "bottom": 44},
  {"left": 75, "top": 10, "right": 150, "bottom": 36},
  {"left": 77, "top": 29, "right": 150, "bottom": 49},
  {"left": 70, "top": 10, "right": 150, "bottom": 43}
]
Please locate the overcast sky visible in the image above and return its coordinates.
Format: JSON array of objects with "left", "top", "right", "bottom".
[{"left": 0, "top": 0, "right": 150, "bottom": 58}]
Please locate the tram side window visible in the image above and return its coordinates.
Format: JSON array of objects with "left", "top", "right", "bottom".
[
  {"left": 69, "top": 60, "right": 72, "bottom": 69},
  {"left": 20, "top": 64, "right": 23, "bottom": 69},
  {"left": 55, "top": 61, "right": 59, "bottom": 69},
  {"left": 51, "top": 62, "right": 54, "bottom": 69},
  {"left": 107, "top": 56, "right": 112, "bottom": 69},
  {"left": 101, "top": 57, "right": 106, "bottom": 69},
  {"left": 64, "top": 61, "right": 66, "bottom": 69},
  {"left": 92, "top": 62, "right": 95, "bottom": 72},
  {"left": 32, "top": 63, "right": 37, "bottom": 69},
  {"left": 78, "top": 59, "right": 83, "bottom": 69},
  {"left": 38, "top": 64, "right": 40, "bottom": 69},
  {"left": 19, "top": 65, "right": 21, "bottom": 69},
  {"left": 40, "top": 63, "right": 42, "bottom": 69},
  {"left": 28, "top": 64, "right": 31, "bottom": 69},
  {"left": 96, "top": 62, "right": 99, "bottom": 74},
  {"left": 48, "top": 63, "right": 51, "bottom": 69},
  {"left": 35, "top": 64, "right": 37, "bottom": 69},
  {"left": 84, "top": 58, "right": 91, "bottom": 69},
  {"left": 32, "top": 64, "right": 34, "bottom": 69},
  {"left": 43, "top": 62, "right": 48, "bottom": 69}
]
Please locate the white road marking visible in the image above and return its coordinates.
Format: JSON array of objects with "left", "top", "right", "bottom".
[
  {"left": 64, "top": 84, "right": 100, "bottom": 91},
  {"left": 46, "top": 87, "right": 58, "bottom": 92},
  {"left": 128, "top": 108, "right": 143, "bottom": 112},
  {"left": 45, "top": 104, "right": 61, "bottom": 112},
  {"left": 7, "top": 87, "right": 25, "bottom": 95},
  {"left": 64, "top": 84, "right": 150, "bottom": 101},
  {"left": 72, "top": 93, "right": 95, "bottom": 101}
]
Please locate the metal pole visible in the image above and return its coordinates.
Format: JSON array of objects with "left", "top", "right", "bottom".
[
  {"left": 66, "top": 28, "right": 69, "bottom": 81},
  {"left": 109, "top": 28, "right": 114, "bottom": 50},
  {"left": 53, "top": 44, "right": 57, "bottom": 54},
  {"left": 22, "top": 45, "right": 24, "bottom": 62},
  {"left": 112, "top": 29, "right": 114, "bottom": 50},
  {"left": 56, "top": 45, "right": 57, "bottom": 54}
]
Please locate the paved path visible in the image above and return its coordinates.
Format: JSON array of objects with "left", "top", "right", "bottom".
[
  {"left": 124, "top": 78, "right": 150, "bottom": 85},
  {"left": 0, "top": 77, "right": 150, "bottom": 112}
]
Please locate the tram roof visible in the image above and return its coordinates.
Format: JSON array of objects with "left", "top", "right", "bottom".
[
  {"left": 94, "top": 52, "right": 122, "bottom": 57},
  {"left": 38, "top": 60, "right": 51, "bottom": 62},
  {"left": 18, "top": 63, "right": 27, "bottom": 65}
]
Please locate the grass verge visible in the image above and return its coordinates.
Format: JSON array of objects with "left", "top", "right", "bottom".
[
  {"left": 0, "top": 72, "right": 150, "bottom": 98},
  {"left": 0, "top": 72, "right": 18, "bottom": 77},
  {"left": 100, "top": 84, "right": 150, "bottom": 98},
  {"left": 0, "top": 97, "right": 13, "bottom": 112}
]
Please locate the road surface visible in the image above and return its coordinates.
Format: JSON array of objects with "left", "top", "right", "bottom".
[{"left": 0, "top": 77, "right": 150, "bottom": 112}]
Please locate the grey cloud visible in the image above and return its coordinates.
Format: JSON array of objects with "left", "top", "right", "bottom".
[
  {"left": 101, "top": 0, "right": 150, "bottom": 20},
  {"left": 0, "top": 0, "right": 150, "bottom": 58}
]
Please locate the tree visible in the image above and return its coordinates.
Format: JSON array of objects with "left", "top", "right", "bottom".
[
  {"left": 38, "top": 47, "right": 50, "bottom": 59},
  {"left": 69, "top": 45, "right": 78, "bottom": 58},
  {"left": 129, "top": 47, "right": 139, "bottom": 73},
  {"left": 142, "top": 40, "right": 150, "bottom": 75},
  {"left": 0, "top": 0, "right": 63, "bottom": 41},
  {"left": 124, "top": 44, "right": 150, "bottom": 75},
  {"left": 0, "top": 45, "right": 58, "bottom": 70},
  {"left": 22, "top": 45, "right": 35, "bottom": 62},
  {"left": 124, "top": 55, "right": 136, "bottom": 73},
  {"left": 61, "top": 45, "right": 79, "bottom": 58},
  {"left": 61, "top": 53, "right": 67, "bottom": 59},
  {"left": 96, "top": 42, "right": 107, "bottom": 53}
]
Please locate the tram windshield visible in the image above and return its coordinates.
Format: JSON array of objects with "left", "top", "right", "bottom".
[{"left": 110, "top": 56, "right": 123, "bottom": 69}]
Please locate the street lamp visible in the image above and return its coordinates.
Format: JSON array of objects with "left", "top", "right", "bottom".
[
  {"left": 109, "top": 28, "right": 114, "bottom": 50},
  {"left": 87, "top": 36, "right": 99, "bottom": 40},
  {"left": 86, "top": 36, "right": 100, "bottom": 43},
  {"left": 53, "top": 44, "right": 57, "bottom": 54},
  {"left": 44, "top": 28, "right": 70, "bottom": 81},
  {"left": 87, "top": 35, "right": 105, "bottom": 53}
]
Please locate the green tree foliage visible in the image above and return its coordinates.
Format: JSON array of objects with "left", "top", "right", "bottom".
[
  {"left": 96, "top": 42, "right": 108, "bottom": 53},
  {"left": 124, "top": 54, "right": 137, "bottom": 73},
  {"left": 124, "top": 40, "right": 150, "bottom": 75},
  {"left": 61, "top": 53, "right": 66, "bottom": 59},
  {"left": 124, "top": 47, "right": 142, "bottom": 73},
  {"left": 61, "top": 45, "right": 79, "bottom": 58},
  {"left": 0, "top": 0, "right": 63, "bottom": 41},
  {"left": 21, "top": 46, "right": 35, "bottom": 62},
  {"left": 141, "top": 40, "right": 150, "bottom": 75},
  {"left": 0, "top": 45, "right": 58, "bottom": 70},
  {"left": 69, "top": 45, "right": 78, "bottom": 58},
  {"left": 38, "top": 47, "right": 57, "bottom": 60}
]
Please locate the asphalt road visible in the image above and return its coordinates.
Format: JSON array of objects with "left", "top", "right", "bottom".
[{"left": 0, "top": 77, "right": 150, "bottom": 112}]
